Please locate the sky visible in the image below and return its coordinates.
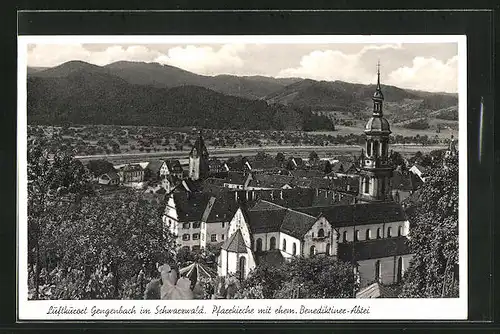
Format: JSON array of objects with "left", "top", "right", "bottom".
[{"left": 27, "top": 42, "right": 459, "bottom": 93}]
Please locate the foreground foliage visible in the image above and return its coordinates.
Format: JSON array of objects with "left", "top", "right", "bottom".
[{"left": 400, "top": 154, "right": 459, "bottom": 297}]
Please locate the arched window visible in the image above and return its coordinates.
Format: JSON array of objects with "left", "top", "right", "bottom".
[
  {"left": 381, "top": 180, "right": 386, "bottom": 195},
  {"left": 239, "top": 256, "right": 246, "bottom": 280},
  {"left": 343, "top": 231, "right": 348, "bottom": 242},
  {"left": 318, "top": 228, "right": 325, "bottom": 238},
  {"left": 326, "top": 243, "right": 331, "bottom": 256},
  {"left": 292, "top": 243, "right": 297, "bottom": 255},
  {"left": 398, "top": 226, "right": 403, "bottom": 237},
  {"left": 354, "top": 230, "right": 360, "bottom": 242},
  {"left": 367, "top": 140, "right": 372, "bottom": 156},
  {"left": 387, "top": 227, "right": 392, "bottom": 238},
  {"left": 375, "top": 260, "right": 381, "bottom": 282},
  {"left": 377, "top": 228, "right": 382, "bottom": 239},
  {"left": 282, "top": 238, "right": 287, "bottom": 252},
  {"left": 309, "top": 245, "right": 316, "bottom": 257},
  {"left": 397, "top": 257, "right": 403, "bottom": 282},
  {"left": 256, "top": 238, "right": 262, "bottom": 252},
  {"left": 364, "top": 177, "right": 370, "bottom": 193},
  {"left": 366, "top": 229, "right": 371, "bottom": 240},
  {"left": 270, "top": 237, "right": 276, "bottom": 250},
  {"left": 373, "top": 141, "right": 379, "bottom": 157}
]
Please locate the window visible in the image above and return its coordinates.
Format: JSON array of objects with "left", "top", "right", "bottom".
[
  {"left": 221, "top": 234, "right": 225, "bottom": 240},
  {"left": 343, "top": 231, "right": 348, "bottom": 242},
  {"left": 375, "top": 260, "right": 381, "bottom": 282},
  {"left": 364, "top": 177, "right": 370, "bottom": 193},
  {"left": 373, "top": 141, "right": 379, "bottom": 157},
  {"left": 239, "top": 257, "right": 246, "bottom": 280},
  {"left": 366, "top": 229, "right": 371, "bottom": 240},
  {"left": 367, "top": 140, "right": 372, "bottom": 156},
  {"left": 192, "top": 233, "right": 199, "bottom": 240},
  {"left": 318, "top": 228, "right": 325, "bottom": 238},
  {"left": 354, "top": 230, "right": 359, "bottom": 242},
  {"left": 222, "top": 222, "right": 225, "bottom": 228},
  {"left": 211, "top": 234, "right": 217, "bottom": 242},
  {"left": 387, "top": 227, "right": 392, "bottom": 238},
  {"left": 309, "top": 245, "right": 316, "bottom": 257},
  {"left": 270, "top": 237, "right": 276, "bottom": 250},
  {"left": 398, "top": 226, "right": 403, "bottom": 237},
  {"left": 192, "top": 245, "right": 200, "bottom": 251},
  {"left": 326, "top": 243, "right": 331, "bottom": 256},
  {"left": 192, "top": 222, "right": 200, "bottom": 229},
  {"left": 292, "top": 243, "right": 297, "bottom": 255},
  {"left": 282, "top": 239, "right": 287, "bottom": 252},
  {"left": 182, "top": 223, "right": 190, "bottom": 229},
  {"left": 381, "top": 180, "right": 385, "bottom": 195},
  {"left": 182, "top": 234, "right": 190, "bottom": 241},
  {"left": 377, "top": 228, "right": 382, "bottom": 239},
  {"left": 397, "top": 257, "right": 403, "bottom": 282},
  {"left": 256, "top": 238, "right": 263, "bottom": 252}
]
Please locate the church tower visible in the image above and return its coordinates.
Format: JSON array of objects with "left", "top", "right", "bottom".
[
  {"left": 358, "top": 62, "right": 394, "bottom": 202},
  {"left": 189, "top": 130, "right": 210, "bottom": 180}
]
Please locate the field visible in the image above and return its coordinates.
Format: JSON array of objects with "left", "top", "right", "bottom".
[{"left": 29, "top": 124, "right": 450, "bottom": 165}]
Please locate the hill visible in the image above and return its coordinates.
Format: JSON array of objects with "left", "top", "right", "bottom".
[
  {"left": 265, "top": 79, "right": 458, "bottom": 126},
  {"left": 27, "top": 68, "right": 333, "bottom": 131},
  {"left": 29, "top": 61, "right": 301, "bottom": 100}
]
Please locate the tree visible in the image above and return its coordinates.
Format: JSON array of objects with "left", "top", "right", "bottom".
[
  {"left": 235, "top": 256, "right": 356, "bottom": 299},
  {"left": 86, "top": 159, "right": 115, "bottom": 178},
  {"left": 28, "top": 191, "right": 175, "bottom": 299},
  {"left": 308, "top": 151, "right": 319, "bottom": 164},
  {"left": 400, "top": 154, "right": 459, "bottom": 298},
  {"left": 275, "top": 152, "right": 285, "bottom": 163},
  {"left": 28, "top": 138, "right": 93, "bottom": 299}
]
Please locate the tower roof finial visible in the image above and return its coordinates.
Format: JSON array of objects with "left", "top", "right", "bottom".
[{"left": 372, "top": 60, "right": 384, "bottom": 102}]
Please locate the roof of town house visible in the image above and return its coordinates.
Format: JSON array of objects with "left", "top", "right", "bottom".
[
  {"left": 279, "top": 209, "right": 318, "bottom": 239},
  {"left": 337, "top": 236, "right": 411, "bottom": 262},
  {"left": 250, "top": 199, "right": 287, "bottom": 211},
  {"left": 170, "top": 192, "right": 213, "bottom": 222},
  {"left": 246, "top": 209, "right": 288, "bottom": 234},
  {"left": 247, "top": 174, "right": 295, "bottom": 189},
  {"left": 146, "top": 160, "right": 163, "bottom": 174},
  {"left": 255, "top": 249, "right": 286, "bottom": 267},
  {"left": 164, "top": 159, "right": 183, "bottom": 173},
  {"left": 205, "top": 192, "right": 241, "bottom": 223},
  {"left": 247, "top": 159, "right": 278, "bottom": 171},
  {"left": 391, "top": 169, "right": 414, "bottom": 191},
  {"left": 293, "top": 202, "right": 407, "bottom": 227},
  {"left": 356, "top": 282, "right": 402, "bottom": 298},
  {"left": 290, "top": 169, "right": 325, "bottom": 179},
  {"left": 411, "top": 164, "right": 428, "bottom": 174},
  {"left": 121, "top": 163, "right": 144, "bottom": 172},
  {"left": 221, "top": 229, "right": 247, "bottom": 253},
  {"left": 225, "top": 158, "right": 247, "bottom": 171},
  {"left": 101, "top": 171, "right": 120, "bottom": 180},
  {"left": 225, "top": 171, "right": 249, "bottom": 186}
]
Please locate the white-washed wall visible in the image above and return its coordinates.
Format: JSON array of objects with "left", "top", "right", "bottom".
[
  {"left": 337, "top": 220, "right": 409, "bottom": 243},
  {"left": 357, "top": 254, "right": 413, "bottom": 288}
]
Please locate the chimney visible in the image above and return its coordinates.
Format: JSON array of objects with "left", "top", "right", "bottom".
[
  {"left": 234, "top": 191, "right": 238, "bottom": 202},
  {"left": 280, "top": 190, "right": 283, "bottom": 200},
  {"left": 270, "top": 191, "right": 274, "bottom": 200}
]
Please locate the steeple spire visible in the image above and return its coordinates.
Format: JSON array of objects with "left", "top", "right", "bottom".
[{"left": 372, "top": 61, "right": 384, "bottom": 116}]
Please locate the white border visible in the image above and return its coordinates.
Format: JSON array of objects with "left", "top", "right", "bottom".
[{"left": 17, "top": 35, "right": 467, "bottom": 321}]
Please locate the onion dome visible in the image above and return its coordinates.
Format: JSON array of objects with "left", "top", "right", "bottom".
[{"left": 365, "top": 116, "right": 391, "bottom": 134}]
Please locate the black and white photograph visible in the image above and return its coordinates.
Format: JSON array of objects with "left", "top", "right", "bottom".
[{"left": 18, "top": 35, "right": 467, "bottom": 320}]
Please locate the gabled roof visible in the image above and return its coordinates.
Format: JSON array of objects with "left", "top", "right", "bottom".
[
  {"left": 146, "top": 160, "right": 163, "bottom": 173},
  {"left": 225, "top": 172, "right": 248, "bottom": 185},
  {"left": 279, "top": 209, "right": 318, "bottom": 239},
  {"left": 221, "top": 229, "right": 247, "bottom": 253},
  {"left": 205, "top": 192, "right": 241, "bottom": 223},
  {"left": 121, "top": 163, "right": 144, "bottom": 172},
  {"left": 294, "top": 202, "right": 407, "bottom": 227},
  {"left": 246, "top": 209, "right": 288, "bottom": 234},
  {"left": 250, "top": 199, "right": 286, "bottom": 211},
  {"left": 170, "top": 192, "right": 213, "bottom": 222},
  {"left": 337, "top": 236, "right": 411, "bottom": 262},
  {"left": 163, "top": 159, "right": 183, "bottom": 173},
  {"left": 101, "top": 170, "right": 119, "bottom": 180},
  {"left": 290, "top": 169, "right": 324, "bottom": 179}
]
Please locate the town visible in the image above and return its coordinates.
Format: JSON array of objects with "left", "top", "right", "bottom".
[{"left": 27, "top": 66, "right": 459, "bottom": 301}]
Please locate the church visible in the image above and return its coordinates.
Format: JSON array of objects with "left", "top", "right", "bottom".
[{"left": 217, "top": 65, "right": 414, "bottom": 291}]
